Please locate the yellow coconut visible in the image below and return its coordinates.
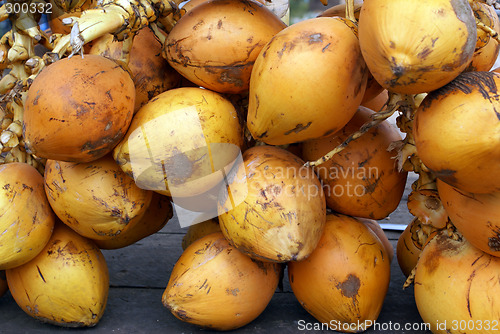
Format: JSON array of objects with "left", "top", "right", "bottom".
[
  {"left": 414, "top": 71, "right": 500, "bottom": 193},
  {"left": 358, "top": 0, "right": 476, "bottom": 94},
  {"left": 44, "top": 155, "right": 153, "bottom": 240},
  {"left": 93, "top": 192, "right": 173, "bottom": 249},
  {"left": 247, "top": 17, "right": 368, "bottom": 145},
  {"left": 301, "top": 106, "right": 407, "bottom": 220},
  {"left": 6, "top": 223, "right": 109, "bottom": 327},
  {"left": 181, "top": 218, "right": 221, "bottom": 250},
  {"left": 317, "top": 2, "right": 384, "bottom": 105},
  {"left": 414, "top": 230, "right": 500, "bottom": 334},
  {"left": 438, "top": 179, "right": 500, "bottom": 257},
  {"left": 164, "top": 0, "right": 286, "bottom": 94},
  {"left": 162, "top": 232, "right": 281, "bottom": 330},
  {"left": 288, "top": 214, "right": 391, "bottom": 333},
  {"left": 113, "top": 87, "right": 244, "bottom": 198},
  {"left": 0, "top": 163, "right": 55, "bottom": 270},
  {"left": 218, "top": 145, "right": 326, "bottom": 262}
]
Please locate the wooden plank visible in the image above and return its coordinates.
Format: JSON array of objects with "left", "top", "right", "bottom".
[
  {"left": 0, "top": 283, "right": 428, "bottom": 334},
  {"left": 0, "top": 237, "right": 430, "bottom": 333}
]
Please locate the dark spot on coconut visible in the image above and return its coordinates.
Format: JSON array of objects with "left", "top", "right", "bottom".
[
  {"left": 358, "top": 157, "right": 370, "bottom": 168},
  {"left": 83, "top": 101, "right": 96, "bottom": 110},
  {"left": 32, "top": 92, "right": 41, "bottom": 105},
  {"left": 257, "top": 131, "right": 268, "bottom": 139},
  {"left": 450, "top": 0, "right": 477, "bottom": 63},
  {"left": 337, "top": 274, "right": 360, "bottom": 298},
  {"left": 323, "top": 128, "right": 336, "bottom": 137},
  {"left": 193, "top": 20, "right": 204, "bottom": 30},
  {"left": 161, "top": 151, "right": 194, "bottom": 186},
  {"left": 422, "top": 232, "right": 463, "bottom": 275},
  {"left": 36, "top": 266, "right": 46, "bottom": 283},
  {"left": 417, "top": 47, "right": 432, "bottom": 60},
  {"left": 21, "top": 184, "right": 33, "bottom": 191},
  {"left": 81, "top": 130, "right": 124, "bottom": 158},
  {"left": 219, "top": 67, "right": 245, "bottom": 87},
  {"left": 63, "top": 241, "right": 78, "bottom": 254},
  {"left": 308, "top": 33, "right": 323, "bottom": 44},
  {"left": 48, "top": 117, "right": 66, "bottom": 122},
  {"left": 364, "top": 175, "right": 381, "bottom": 194},
  {"left": 392, "top": 65, "right": 405, "bottom": 78},
  {"left": 437, "top": 71, "right": 497, "bottom": 100},
  {"left": 488, "top": 229, "right": 500, "bottom": 251},
  {"left": 174, "top": 309, "right": 191, "bottom": 321},
  {"left": 226, "top": 288, "right": 239, "bottom": 296},
  {"left": 284, "top": 122, "right": 312, "bottom": 135}
]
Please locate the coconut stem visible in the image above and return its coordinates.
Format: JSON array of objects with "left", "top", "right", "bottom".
[
  {"left": 345, "top": 0, "right": 356, "bottom": 22},
  {"left": 476, "top": 19, "right": 500, "bottom": 44},
  {"left": 304, "top": 92, "right": 405, "bottom": 168},
  {"left": 46, "top": 0, "right": 177, "bottom": 61},
  {"left": 149, "top": 23, "right": 167, "bottom": 45},
  {"left": 120, "top": 34, "right": 134, "bottom": 65},
  {"left": 403, "top": 266, "right": 416, "bottom": 289}
]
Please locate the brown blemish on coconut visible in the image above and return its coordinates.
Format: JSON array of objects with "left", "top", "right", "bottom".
[
  {"left": 422, "top": 232, "right": 463, "bottom": 275},
  {"left": 337, "top": 274, "right": 360, "bottom": 299},
  {"left": 488, "top": 228, "right": 500, "bottom": 252},
  {"left": 284, "top": 122, "right": 312, "bottom": 135}
]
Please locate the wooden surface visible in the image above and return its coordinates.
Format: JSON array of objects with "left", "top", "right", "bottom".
[{"left": 0, "top": 174, "right": 431, "bottom": 333}]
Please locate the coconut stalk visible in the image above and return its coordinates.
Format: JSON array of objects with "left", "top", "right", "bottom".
[{"left": 46, "top": 0, "right": 180, "bottom": 61}]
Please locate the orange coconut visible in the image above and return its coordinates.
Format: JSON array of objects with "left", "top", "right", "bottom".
[
  {"left": 414, "top": 230, "right": 500, "bottom": 334},
  {"left": 247, "top": 17, "right": 368, "bottom": 145},
  {"left": 164, "top": 0, "right": 286, "bottom": 94},
  {"left": 302, "top": 106, "right": 407, "bottom": 219},
  {"left": 288, "top": 214, "right": 391, "bottom": 333},
  {"left": 162, "top": 232, "right": 281, "bottom": 330},
  {"left": 23, "top": 54, "right": 135, "bottom": 162},
  {"left": 414, "top": 71, "right": 500, "bottom": 193},
  {"left": 438, "top": 179, "right": 500, "bottom": 257}
]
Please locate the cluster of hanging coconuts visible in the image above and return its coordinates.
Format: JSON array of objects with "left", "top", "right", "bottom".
[{"left": 0, "top": 0, "right": 498, "bottom": 332}]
